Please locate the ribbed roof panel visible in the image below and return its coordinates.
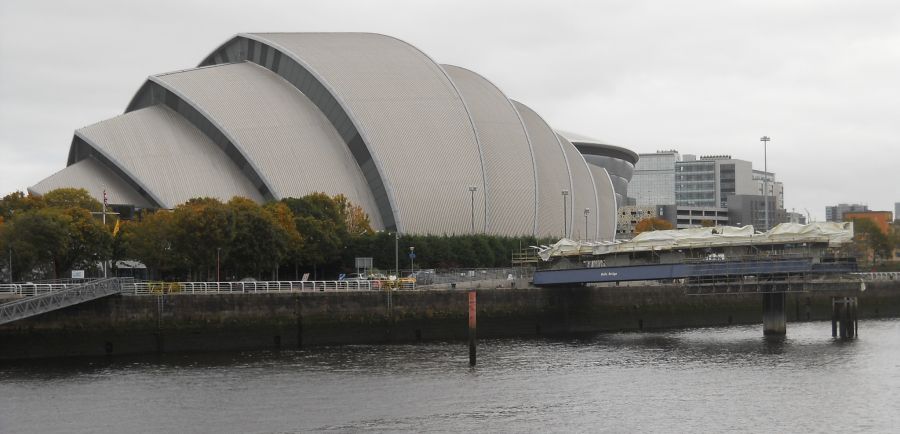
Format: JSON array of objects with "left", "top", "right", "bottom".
[
  {"left": 151, "top": 62, "right": 382, "bottom": 228},
  {"left": 588, "top": 166, "right": 618, "bottom": 241},
  {"left": 512, "top": 101, "right": 571, "bottom": 239},
  {"left": 239, "top": 33, "right": 484, "bottom": 235},
  {"left": 76, "top": 105, "right": 262, "bottom": 208},
  {"left": 558, "top": 134, "right": 601, "bottom": 240},
  {"left": 29, "top": 157, "right": 153, "bottom": 208},
  {"left": 442, "top": 65, "right": 535, "bottom": 236}
]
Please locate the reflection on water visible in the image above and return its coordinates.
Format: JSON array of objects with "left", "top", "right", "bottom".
[{"left": 1, "top": 319, "right": 898, "bottom": 433}]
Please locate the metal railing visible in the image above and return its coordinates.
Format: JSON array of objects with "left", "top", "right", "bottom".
[
  {"left": 0, "top": 280, "right": 101, "bottom": 297},
  {"left": 853, "top": 272, "right": 900, "bottom": 281},
  {"left": 424, "top": 267, "right": 534, "bottom": 285},
  {"left": 0, "top": 278, "right": 123, "bottom": 325},
  {"left": 122, "top": 279, "right": 414, "bottom": 295}
]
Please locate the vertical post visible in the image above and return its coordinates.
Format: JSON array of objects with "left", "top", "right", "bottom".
[
  {"left": 8, "top": 247, "right": 12, "bottom": 284},
  {"left": 216, "top": 247, "right": 221, "bottom": 282},
  {"left": 102, "top": 188, "right": 108, "bottom": 278},
  {"left": 468, "top": 186, "right": 477, "bottom": 234},
  {"left": 394, "top": 232, "right": 399, "bottom": 279},
  {"left": 562, "top": 190, "right": 569, "bottom": 238},
  {"left": 831, "top": 297, "right": 837, "bottom": 337},
  {"left": 468, "top": 290, "right": 477, "bottom": 366},
  {"left": 759, "top": 136, "right": 770, "bottom": 231},
  {"left": 762, "top": 291, "right": 786, "bottom": 336},
  {"left": 584, "top": 208, "right": 590, "bottom": 240}
]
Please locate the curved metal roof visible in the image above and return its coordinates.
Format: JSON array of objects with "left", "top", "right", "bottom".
[
  {"left": 557, "top": 130, "right": 640, "bottom": 165},
  {"left": 29, "top": 157, "right": 153, "bottom": 208},
  {"left": 558, "top": 133, "right": 602, "bottom": 240},
  {"left": 588, "top": 166, "right": 618, "bottom": 240},
  {"left": 512, "top": 101, "right": 571, "bottom": 239},
  {"left": 73, "top": 105, "right": 263, "bottom": 208},
  {"left": 442, "top": 65, "right": 536, "bottom": 236},
  {"left": 140, "top": 62, "right": 382, "bottom": 227},
  {"left": 203, "top": 33, "right": 484, "bottom": 235},
  {"left": 31, "top": 32, "right": 623, "bottom": 238}
]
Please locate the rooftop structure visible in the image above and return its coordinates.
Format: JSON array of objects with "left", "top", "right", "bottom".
[{"left": 31, "top": 33, "right": 632, "bottom": 239}]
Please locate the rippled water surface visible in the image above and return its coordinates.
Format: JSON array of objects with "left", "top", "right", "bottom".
[{"left": 2, "top": 319, "right": 899, "bottom": 433}]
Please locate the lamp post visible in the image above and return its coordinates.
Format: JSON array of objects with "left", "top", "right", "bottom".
[
  {"left": 394, "top": 232, "right": 399, "bottom": 279},
  {"left": 468, "top": 186, "right": 478, "bottom": 233},
  {"left": 8, "top": 247, "right": 12, "bottom": 284},
  {"left": 584, "top": 208, "right": 591, "bottom": 240},
  {"left": 409, "top": 246, "right": 415, "bottom": 276},
  {"left": 760, "top": 136, "right": 770, "bottom": 231},
  {"left": 216, "top": 247, "right": 221, "bottom": 282},
  {"left": 562, "top": 190, "right": 570, "bottom": 238}
]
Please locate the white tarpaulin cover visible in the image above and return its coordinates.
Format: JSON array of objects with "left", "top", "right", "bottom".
[{"left": 537, "top": 222, "right": 854, "bottom": 261}]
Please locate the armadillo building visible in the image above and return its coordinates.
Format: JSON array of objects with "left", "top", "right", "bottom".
[{"left": 32, "top": 33, "right": 629, "bottom": 240}]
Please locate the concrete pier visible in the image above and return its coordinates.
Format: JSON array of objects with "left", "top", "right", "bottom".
[
  {"left": 762, "top": 292, "right": 787, "bottom": 336},
  {"left": 832, "top": 297, "right": 858, "bottom": 339}
]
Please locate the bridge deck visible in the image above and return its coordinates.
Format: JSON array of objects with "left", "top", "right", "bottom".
[{"left": 0, "top": 278, "right": 124, "bottom": 325}]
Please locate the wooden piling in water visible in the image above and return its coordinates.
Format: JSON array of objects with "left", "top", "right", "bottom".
[{"left": 468, "top": 290, "right": 476, "bottom": 366}]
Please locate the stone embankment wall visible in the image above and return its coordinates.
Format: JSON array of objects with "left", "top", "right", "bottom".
[{"left": 1, "top": 282, "right": 898, "bottom": 359}]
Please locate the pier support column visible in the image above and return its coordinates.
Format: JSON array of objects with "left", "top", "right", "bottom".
[
  {"left": 831, "top": 297, "right": 858, "bottom": 339},
  {"left": 762, "top": 292, "right": 786, "bottom": 336}
]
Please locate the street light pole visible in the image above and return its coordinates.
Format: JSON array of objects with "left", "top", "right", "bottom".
[
  {"left": 468, "top": 186, "right": 478, "bottom": 233},
  {"left": 8, "top": 247, "right": 12, "bottom": 284},
  {"left": 584, "top": 208, "right": 590, "bottom": 240},
  {"left": 409, "top": 246, "right": 415, "bottom": 275},
  {"left": 216, "top": 247, "right": 221, "bottom": 282},
  {"left": 102, "top": 189, "right": 108, "bottom": 278},
  {"left": 760, "top": 136, "right": 770, "bottom": 231},
  {"left": 394, "top": 232, "right": 399, "bottom": 279},
  {"left": 562, "top": 190, "right": 569, "bottom": 238}
]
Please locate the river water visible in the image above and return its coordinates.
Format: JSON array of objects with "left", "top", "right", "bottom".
[{"left": 2, "top": 319, "right": 898, "bottom": 433}]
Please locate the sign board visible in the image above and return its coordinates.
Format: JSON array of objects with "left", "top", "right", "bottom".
[
  {"left": 301, "top": 273, "right": 310, "bottom": 282},
  {"left": 409, "top": 252, "right": 416, "bottom": 260},
  {"left": 355, "top": 257, "right": 374, "bottom": 269},
  {"left": 71, "top": 270, "right": 85, "bottom": 279}
]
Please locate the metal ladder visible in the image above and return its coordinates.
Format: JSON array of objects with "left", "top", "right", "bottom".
[{"left": 0, "top": 278, "right": 125, "bottom": 325}]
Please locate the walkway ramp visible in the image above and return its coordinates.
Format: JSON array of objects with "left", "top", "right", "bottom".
[{"left": 0, "top": 278, "right": 123, "bottom": 325}]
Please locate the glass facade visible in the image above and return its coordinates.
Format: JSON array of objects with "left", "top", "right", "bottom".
[
  {"left": 630, "top": 152, "right": 679, "bottom": 206},
  {"left": 675, "top": 161, "right": 716, "bottom": 207}
]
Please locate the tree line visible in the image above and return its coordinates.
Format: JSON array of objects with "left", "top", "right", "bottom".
[{"left": 0, "top": 188, "right": 549, "bottom": 282}]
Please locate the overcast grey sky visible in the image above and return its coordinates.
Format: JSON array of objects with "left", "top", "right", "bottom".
[{"left": 1, "top": 0, "right": 897, "bottom": 221}]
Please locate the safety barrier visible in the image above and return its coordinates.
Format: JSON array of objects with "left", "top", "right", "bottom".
[{"left": 121, "top": 279, "right": 414, "bottom": 295}]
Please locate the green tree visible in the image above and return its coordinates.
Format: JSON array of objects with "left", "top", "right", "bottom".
[
  {"left": 282, "top": 194, "right": 347, "bottom": 272},
  {"left": 170, "top": 198, "right": 235, "bottom": 280},
  {"left": 0, "top": 191, "right": 45, "bottom": 221},
  {"left": 121, "top": 210, "right": 182, "bottom": 279},
  {"left": 224, "top": 197, "right": 289, "bottom": 279},
  {"left": 42, "top": 188, "right": 101, "bottom": 212},
  {"left": 0, "top": 207, "right": 111, "bottom": 279}
]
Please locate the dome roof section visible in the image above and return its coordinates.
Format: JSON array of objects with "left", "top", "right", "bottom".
[
  {"left": 71, "top": 105, "right": 263, "bottom": 208},
  {"left": 203, "top": 32, "right": 484, "bottom": 234},
  {"left": 442, "top": 65, "right": 536, "bottom": 236},
  {"left": 30, "top": 157, "right": 153, "bottom": 208},
  {"left": 132, "top": 62, "right": 382, "bottom": 227}
]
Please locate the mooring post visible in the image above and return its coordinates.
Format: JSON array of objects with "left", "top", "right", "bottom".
[
  {"left": 762, "top": 291, "right": 786, "bottom": 336},
  {"left": 831, "top": 297, "right": 837, "bottom": 338},
  {"left": 468, "top": 290, "right": 477, "bottom": 366}
]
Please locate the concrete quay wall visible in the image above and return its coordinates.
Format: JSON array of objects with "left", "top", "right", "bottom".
[{"left": 1, "top": 282, "right": 898, "bottom": 360}]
